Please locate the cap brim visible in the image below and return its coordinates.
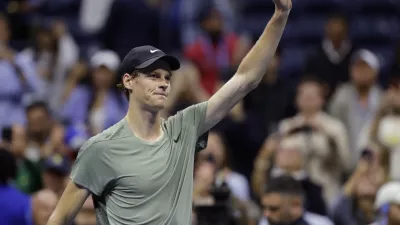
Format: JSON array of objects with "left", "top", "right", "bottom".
[{"left": 136, "top": 55, "right": 180, "bottom": 71}]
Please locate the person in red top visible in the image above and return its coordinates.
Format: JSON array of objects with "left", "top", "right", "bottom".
[{"left": 184, "top": 4, "right": 251, "bottom": 96}]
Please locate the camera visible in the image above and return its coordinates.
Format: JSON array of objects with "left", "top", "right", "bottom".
[
  {"left": 195, "top": 181, "right": 236, "bottom": 225},
  {"left": 289, "top": 125, "right": 313, "bottom": 135}
]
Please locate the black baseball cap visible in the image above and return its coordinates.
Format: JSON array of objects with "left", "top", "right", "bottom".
[{"left": 118, "top": 45, "right": 180, "bottom": 77}]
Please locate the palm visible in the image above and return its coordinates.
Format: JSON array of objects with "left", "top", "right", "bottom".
[{"left": 273, "top": 0, "right": 292, "bottom": 11}]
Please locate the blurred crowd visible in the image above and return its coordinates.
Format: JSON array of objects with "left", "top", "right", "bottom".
[{"left": 1, "top": 0, "right": 400, "bottom": 225}]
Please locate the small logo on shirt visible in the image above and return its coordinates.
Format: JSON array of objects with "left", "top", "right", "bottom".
[
  {"left": 173, "top": 132, "right": 181, "bottom": 143},
  {"left": 150, "top": 50, "right": 160, "bottom": 53}
]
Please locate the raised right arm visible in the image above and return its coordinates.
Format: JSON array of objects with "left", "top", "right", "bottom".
[{"left": 47, "top": 181, "right": 90, "bottom": 225}]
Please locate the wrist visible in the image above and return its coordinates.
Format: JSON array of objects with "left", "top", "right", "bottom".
[{"left": 274, "top": 7, "right": 291, "bottom": 17}]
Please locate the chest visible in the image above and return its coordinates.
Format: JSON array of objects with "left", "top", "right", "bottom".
[{"left": 108, "top": 137, "right": 195, "bottom": 197}]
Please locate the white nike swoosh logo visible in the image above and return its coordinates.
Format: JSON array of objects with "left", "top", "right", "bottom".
[{"left": 150, "top": 50, "right": 160, "bottom": 53}]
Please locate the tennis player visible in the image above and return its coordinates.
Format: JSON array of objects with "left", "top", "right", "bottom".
[{"left": 47, "top": 0, "right": 292, "bottom": 224}]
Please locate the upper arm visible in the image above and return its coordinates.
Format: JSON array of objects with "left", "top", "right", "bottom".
[
  {"left": 333, "top": 122, "right": 352, "bottom": 170},
  {"left": 328, "top": 87, "right": 346, "bottom": 119},
  {"left": 70, "top": 140, "right": 114, "bottom": 196},
  {"left": 48, "top": 181, "right": 90, "bottom": 225},
  {"left": 200, "top": 74, "right": 255, "bottom": 134}
]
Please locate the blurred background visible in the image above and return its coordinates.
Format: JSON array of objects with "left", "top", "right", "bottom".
[{"left": 1, "top": 0, "right": 400, "bottom": 225}]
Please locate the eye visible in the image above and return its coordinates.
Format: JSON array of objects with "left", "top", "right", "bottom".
[
  {"left": 165, "top": 75, "right": 172, "bottom": 82},
  {"left": 149, "top": 73, "right": 158, "bottom": 79}
]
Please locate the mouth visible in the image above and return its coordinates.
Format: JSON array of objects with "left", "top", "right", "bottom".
[{"left": 154, "top": 93, "right": 167, "bottom": 98}]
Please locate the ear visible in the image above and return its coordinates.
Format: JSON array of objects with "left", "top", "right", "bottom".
[
  {"left": 291, "top": 196, "right": 303, "bottom": 207},
  {"left": 122, "top": 73, "right": 134, "bottom": 91}
]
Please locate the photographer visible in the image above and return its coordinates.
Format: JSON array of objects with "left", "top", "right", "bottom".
[
  {"left": 259, "top": 175, "right": 333, "bottom": 225},
  {"left": 252, "top": 135, "right": 327, "bottom": 216},
  {"left": 331, "top": 154, "right": 386, "bottom": 225},
  {"left": 278, "top": 77, "right": 351, "bottom": 204},
  {"left": 193, "top": 160, "right": 249, "bottom": 225}
]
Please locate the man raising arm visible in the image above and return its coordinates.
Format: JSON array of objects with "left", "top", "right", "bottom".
[
  {"left": 200, "top": 0, "right": 292, "bottom": 134},
  {"left": 46, "top": 1, "right": 291, "bottom": 224}
]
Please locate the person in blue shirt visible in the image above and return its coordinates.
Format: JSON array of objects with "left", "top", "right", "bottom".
[
  {"left": 61, "top": 50, "right": 127, "bottom": 134},
  {"left": 0, "top": 14, "right": 43, "bottom": 137},
  {"left": 0, "top": 148, "right": 33, "bottom": 225}
]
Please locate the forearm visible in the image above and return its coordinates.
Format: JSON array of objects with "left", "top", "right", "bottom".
[
  {"left": 236, "top": 9, "right": 289, "bottom": 85},
  {"left": 46, "top": 216, "right": 70, "bottom": 225}
]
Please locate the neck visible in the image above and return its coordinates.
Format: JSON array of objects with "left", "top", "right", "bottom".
[
  {"left": 332, "top": 39, "right": 343, "bottom": 50},
  {"left": 357, "top": 86, "right": 371, "bottom": 97},
  {"left": 126, "top": 101, "right": 163, "bottom": 141},
  {"left": 301, "top": 110, "right": 319, "bottom": 119}
]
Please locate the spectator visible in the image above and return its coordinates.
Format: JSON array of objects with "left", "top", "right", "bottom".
[
  {"left": 25, "top": 101, "right": 64, "bottom": 163},
  {"left": 368, "top": 81, "right": 400, "bottom": 180},
  {"left": 1, "top": 125, "right": 42, "bottom": 194},
  {"left": 305, "top": 14, "right": 355, "bottom": 100},
  {"left": 252, "top": 135, "right": 327, "bottom": 216},
  {"left": 279, "top": 77, "right": 351, "bottom": 204},
  {"left": 193, "top": 160, "right": 249, "bottom": 225},
  {"left": 102, "top": 0, "right": 162, "bottom": 59},
  {"left": 0, "top": 14, "right": 42, "bottom": 135},
  {"left": 0, "top": 148, "right": 32, "bottom": 225},
  {"left": 184, "top": 3, "right": 251, "bottom": 96},
  {"left": 242, "top": 48, "right": 296, "bottom": 143},
  {"left": 372, "top": 181, "right": 400, "bottom": 225},
  {"left": 258, "top": 175, "right": 333, "bottom": 225},
  {"left": 198, "top": 131, "right": 250, "bottom": 202},
  {"left": 41, "top": 153, "right": 71, "bottom": 197},
  {"left": 329, "top": 49, "right": 383, "bottom": 166},
  {"left": 31, "top": 189, "right": 58, "bottom": 225},
  {"left": 61, "top": 50, "right": 126, "bottom": 135},
  {"left": 20, "top": 21, "right": 79, "bottom": 114},
  {"left": 331, "top": 157, "right": 385, "bottom": 225},
  {"left": 180, "top": 0, "right": 238, "bottom": 46}
]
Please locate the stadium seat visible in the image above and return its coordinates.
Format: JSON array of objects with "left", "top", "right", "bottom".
[{"left": 280, "top": 47, "right": 312, "bottom": 77}]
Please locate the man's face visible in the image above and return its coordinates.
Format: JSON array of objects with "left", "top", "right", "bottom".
[
  {"left": 296, "top": 82, "right": 324, "bottom": 114},
  {"left": 43, "top": 170, "right": 67, "bottom": 195},
  {"left": 194, "top": 162, "right": 215, "bottom": 191},
  {"left": 27, "top": 107, "right": 52, "bottom": 139},
  {"left": 355, "top": 177, "right": 378, "bottom": 215},
  {"left": 126, "top": 60, "right": 172, "bottom": 112},
  {"left": 201, "top": 8, "right": 223, "bottom": 36},
  {"left": 351, "top": 59, "right": 377, "bottom": 89},
  {"left": 325, "top": 18, "right": 347, "bottom": 44},
  {"left": 92, "top": 66, "right": 114, "bottom": 89},
  {"left": 274, "top": 146, "right": 303, "bottom": 173},
  {"left": 201, "top": 132, "right": 226, "bottom": 169},
  {"left": 36, "top": 29, "right": 55, "bottom": 51},
  {"left": 262, "top": 193, "right": 302, "bottom": 225}
]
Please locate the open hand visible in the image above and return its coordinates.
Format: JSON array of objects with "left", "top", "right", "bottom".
[{"left": 273, "top": 0, "right": 292, "bottom": 12}]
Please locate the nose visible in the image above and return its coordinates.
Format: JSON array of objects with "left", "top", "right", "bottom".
[{"left": 159, "top": 82, "right": 168, "bottom": 91}]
